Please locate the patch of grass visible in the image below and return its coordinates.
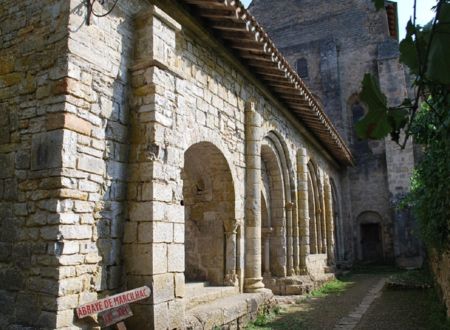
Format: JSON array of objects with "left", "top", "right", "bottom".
[
  {"left": 387, "top": 269, "right": 432, "bottom": 289},
  {"left": 245, "top": 304, "right": 284, "bottom": 329},
  {"left": 307, "top": 279, "right": 351, "bottom": 298}
]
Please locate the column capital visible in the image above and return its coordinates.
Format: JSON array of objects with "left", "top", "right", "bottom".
[
  {"left": 285, "top": 201, "right": 295, "bottom": 210},
  {"left": 223, "top": 218, "right": 241, "bottom": 235}
]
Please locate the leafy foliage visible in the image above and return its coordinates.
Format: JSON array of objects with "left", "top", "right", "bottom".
[{"left": 358, "top": 0, "right": 450, "bottom": 250}]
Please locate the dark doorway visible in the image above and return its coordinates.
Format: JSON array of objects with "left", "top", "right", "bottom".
[{"left": 360, "top": 223, "right": 383, "bottom": 262}]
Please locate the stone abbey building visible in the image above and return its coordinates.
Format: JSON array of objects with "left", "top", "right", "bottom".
[{"left": 0, "top": 0, "right": 420, "bottom": 329}]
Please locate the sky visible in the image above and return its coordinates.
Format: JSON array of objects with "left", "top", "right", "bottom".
[{"left": 240, "top": 0, "right": 436, "bottom": 40}]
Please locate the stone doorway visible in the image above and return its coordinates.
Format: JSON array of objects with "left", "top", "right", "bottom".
[
  {"left": 361, "top": 223, "right": 383, "bottom": 262},
  {"left": 183, "top": 142, "right": 236, "bottom": 286}
]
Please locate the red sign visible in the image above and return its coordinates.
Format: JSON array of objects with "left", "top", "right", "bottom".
[
  {"left": 76, "top": 286, "right": 151, "bottom": 319},
  {"left": 99, "top": 304, "right": 133, "bottom": 327}
]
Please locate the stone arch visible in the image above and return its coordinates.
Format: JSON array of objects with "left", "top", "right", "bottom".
[
  {"left": 307, "top": 161, "right": 322, "bottom": 254},
  {"left": 183, "top": 131, "right": 242, "bottom": 221},
  {"left": 261, "top": 139, "right": 286, "bottom": 277},
  {"left": 265, "top": 130, "right": 296, "bottom": 274},
  {"left": 183, "top": 142, "right": 236, "bottom": 285},
  {"left": 356, "top": 211, "right": 384, "bottom": 262},
  {"left": 330, "top": 178, "right": 344, "bottom": 263}
]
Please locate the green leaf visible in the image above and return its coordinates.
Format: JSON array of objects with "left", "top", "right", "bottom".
[
  {"left": 427, "top": 3, "right": 450, "bottom": 84},
  {"left": 399, "top": 35, "right": 419, "bottom": 74},
  {"left": 371, "top": 0, "right": 385, "bottom": 10},
  {"left": 355, "top": 74, "right": 390, "bottom": 139}
]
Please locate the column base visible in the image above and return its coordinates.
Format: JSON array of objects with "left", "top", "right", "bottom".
[{"left": 244, "top": 277, "right": 265, "bottom": 292}]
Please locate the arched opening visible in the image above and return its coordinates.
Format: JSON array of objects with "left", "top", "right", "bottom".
[
  {"left": 357, "top": 211, "right": 384, "bottom": 263},
  {"left": 183, "top": 142, "right": 235, "bottom": 285},
  {"left": 261, "top": 142, "right": 286, "bottom": 277},
  {"left": 307, "top": 161, "right": 323, "bottom": 254}
]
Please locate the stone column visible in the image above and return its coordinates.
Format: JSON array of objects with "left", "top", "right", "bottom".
[
  {"left": 261, "top": 227, "right": 273, "bottom": 277},
  {"left": 297, "top": 148, "right": 309, "bottom": 273},
  {"left": 316, "top": 206, "right": 323, "bottom": 254},
  {"left": 224, "top": 219, "right": 240, "bottom": 286},
  {"left": 319, "top": 173, "right": 327, "bottom": 254},
  {"left": 292, "top": 195, "right": 300, "bottom": 274},
  {"left": 244, "top": 100, "right": 265, "bottom": 292},
  {"left": 324, "top": 176, "right": 335, "bottom": 265},
  {"left": 286, "top": 201, "right": 295, "bottom": 276}
]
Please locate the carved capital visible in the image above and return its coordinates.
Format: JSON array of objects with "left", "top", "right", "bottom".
[
  {"left": 223, "top": 218, "right": 240, "bottom": 235},
  {"left": 285, "top": 201, "right": 295, "bottom": 210}
]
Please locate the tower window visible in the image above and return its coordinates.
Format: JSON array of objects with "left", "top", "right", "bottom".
[{"left": 296, "top": 58, "right": 308, "bottom": 79}]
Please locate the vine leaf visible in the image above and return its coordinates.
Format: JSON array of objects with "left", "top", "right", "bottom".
[
  {"left": 399, "top": 20, "right": 419, "bottom": 74},
  {"left": 371, "top": 0, "right": 385, "bottom": 10},
  {"left": 356, "top": 74, "right": 390, "bottom": 139},
  {"left": 427, "top": 3, "right": 450, "bottom": 84}
]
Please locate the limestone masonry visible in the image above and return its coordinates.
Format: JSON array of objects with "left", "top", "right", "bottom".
[{"left": 0, "top": 0, "right": 425, "bottom": 329}]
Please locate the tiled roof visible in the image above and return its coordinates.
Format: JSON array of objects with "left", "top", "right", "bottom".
[{"left": 179, "top": 0, "right": 354, "bottom": 166}]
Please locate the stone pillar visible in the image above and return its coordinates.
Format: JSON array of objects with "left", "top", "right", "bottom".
[
  {"left": 297, "top": 148, "right": 309, "bottom": 273},
  {"left": 262, "top": 227, "right": 273, "bottom": 277},
  {"left": 244, "top": 100, "right": 265, "bottom": 292},
  {"left": 292, "top": 195, "right": 300, "bottom": 274},
  {"left": 319, "top": 172, "right": 327, "bottom": 254},
  {"left": 125, "top": 7, "right": 184, "bottom": 330},
  {"left": 286, "top": 201, "right": 295, "bottom": 276},
  {"left": 324, "top": 176, "right": 335, "bottom": 265},
  {"left": 316, "top": 206, "right": 323, "bottom": 254},
  {"left": 224, "top": 219, "right": 240, "bottom": 286}
]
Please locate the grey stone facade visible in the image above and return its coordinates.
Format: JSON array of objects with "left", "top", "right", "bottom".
[{"left": 249, "top": 0, "right": 422, "bottom": 267}]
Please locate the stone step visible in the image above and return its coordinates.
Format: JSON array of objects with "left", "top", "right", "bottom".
[
  {"left": 185, "top": 290, "right": 273, "bottom": 329},
  {"left": 186, "top": 285, "right": 240, "bottom": 310},
  {"left": 185, "top": 281, "right": 209, "bottom": 293}
]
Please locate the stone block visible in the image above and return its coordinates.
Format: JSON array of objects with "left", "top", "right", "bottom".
[
  {"left": 168, "top": 299, "right": 185, "bottom": 329},
  {"left": 59, "top": 225, "right": 92, "bottom": 239},
  {"left": 31, "top": 130, "right": 63, "bottom": 170},
  {"left": 0, "top": 153, "right": 14, "bottom": 178},
  {"left": 0, "top": 267, "right": 24, "bottom": 291},
  {"left": 174, "top": 273, "right": 185, "bottom": 298},
  {"left": 153, "top": 221, "right": 173, "bottom": 243},
  {"left": 151, "top": 273, "right": 174, "bottom": 304},
  {"left": 46, "top": 112, "right": 93, "bottom": 136},
  {"left": 77, "top": 154, "right": 105, "bottom": 175},
  {"left": 123, "top": 244, "right": 153, "bottom": 275},
  {"left": 173, "top": 223, "right": 184, "bottom": 243},
  {"left": 128, "top": 201, "right": 152, "bottom": 221},
  {"left": 168, "top": 244, "right": 184, "bottom": 272}
]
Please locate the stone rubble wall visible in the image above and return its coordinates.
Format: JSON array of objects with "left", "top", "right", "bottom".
[
  {"left": 430, "top": 251, "right": 450, "bottom": 317},
  {"left": 0, "top": 1, "right": 72, "bottom": 328}
]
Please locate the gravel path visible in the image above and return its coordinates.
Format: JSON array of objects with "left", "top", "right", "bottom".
[{"left": 260, "top": 273, "right": 438, "bottom": 330}]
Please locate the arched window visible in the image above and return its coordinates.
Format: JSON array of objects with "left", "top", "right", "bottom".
[{"left": 296, "top": 58, "right": 308, "bottom": 79}]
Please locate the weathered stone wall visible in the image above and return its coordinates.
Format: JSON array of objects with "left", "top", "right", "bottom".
[
  {"left": 430, "top": 251, "right": 450, "bottom": 317},
  {"left": 0, "top": 1, "right": 71, "bottom": 328},
  {"left": 249, "top": 0, "right": 420, "bottom": 265}
]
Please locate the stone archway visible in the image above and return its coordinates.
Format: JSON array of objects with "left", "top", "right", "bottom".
[
  {"left": 261, "top": 141, "right": 286, "bottom": 278},
  {"left": 183, "top": 142, "right": 236, "bottom": 286}
]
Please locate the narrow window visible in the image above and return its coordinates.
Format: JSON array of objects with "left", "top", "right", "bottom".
[{"left": 296, "top": 58, "right": 308, "bottom": 79}]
